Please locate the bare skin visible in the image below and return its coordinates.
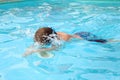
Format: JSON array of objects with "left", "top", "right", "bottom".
[
  {"left": 57, "top": 32, "right": 83, "bottom": 41},
  {"left": 23, "top": 32, "right": 120, "bottom": 57},
  {"left": 23, "top": 45, "right": 58, "bottom": 57},
  {"left": 23, "top": 32, "right": 79, "bottom": 57}
]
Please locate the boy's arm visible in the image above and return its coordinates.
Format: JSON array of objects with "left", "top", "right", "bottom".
[{"left": 22, "top": 45, "right": 58, "bottom": 57}]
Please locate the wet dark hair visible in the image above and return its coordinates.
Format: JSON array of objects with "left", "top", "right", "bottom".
[{"left": 34, "top": 27, "right": 57, "bottom": 45}]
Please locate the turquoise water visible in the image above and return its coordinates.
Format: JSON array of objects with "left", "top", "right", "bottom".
[{"left": 0, "top": 0, "right": 120, "bottom": 80}]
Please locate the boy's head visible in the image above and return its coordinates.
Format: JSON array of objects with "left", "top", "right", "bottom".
[{"left": 34, "top": 27, "right": 57, "bottom": 45}]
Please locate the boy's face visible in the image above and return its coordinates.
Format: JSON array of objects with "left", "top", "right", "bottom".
[{"left": 34, "top": 27, "right": 58, "bottom": 45}]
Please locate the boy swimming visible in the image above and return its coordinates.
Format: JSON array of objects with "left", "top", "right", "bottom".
[{"left": 23, "top": 27, "right": 120, "bottom": 58}]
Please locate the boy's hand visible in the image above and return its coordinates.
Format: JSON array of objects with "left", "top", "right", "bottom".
[{"left": 22, "top": 48, "right": 34, "bottom": 57}]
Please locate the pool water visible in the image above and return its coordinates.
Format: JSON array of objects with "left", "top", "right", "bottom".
[{"left": 0, "top": 0, "right": 120, "bottom": 80}]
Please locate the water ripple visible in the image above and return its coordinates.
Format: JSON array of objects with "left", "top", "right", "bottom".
[{"left": 85, "top": 56, "right": 120, "bottom": 62}]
